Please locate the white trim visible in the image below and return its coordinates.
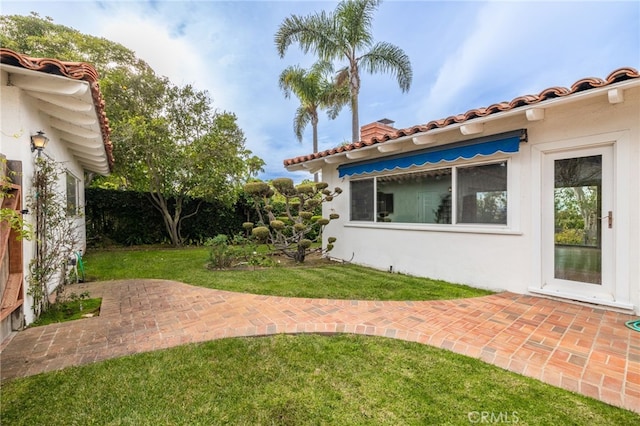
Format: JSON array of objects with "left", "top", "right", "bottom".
[
  {"left": 285, "top": 79, "right": 640, "bottom": 172},
  {"left": 345, "top": 222, "right": 522, "bottom": 235},
  {"left": 530, "top": 130, "right": 632, "bottom": 309},
  {"left": 525, "top": 108, "right": 545, "bottom": 121},
  {"left": 607, "top": 88, "right": 624, "bottom": 104},
  {"left": 460, "top": 122, "right": 484, "bottom": 135},
  {"left": 528, "top": 287, "right": 635, "bottom": 312},
  {"left": 346, "top": 156, "right": 517, "bottom": 232}
]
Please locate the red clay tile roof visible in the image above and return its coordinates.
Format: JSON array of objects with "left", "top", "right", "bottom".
[
  {"left": 0, "top": 48, "right": 114, "bottom": 170},
  {"left": 283, "top": 67, "right": 640, "bottom": 167}
]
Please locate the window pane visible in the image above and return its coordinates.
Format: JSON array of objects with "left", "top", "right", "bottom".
[
  {"left": 554, "top": 155, "right": 602, "bottom": 284},
  {"left": 350, "top": 179, "right": 374, "bottom": 221},
  {"left": 66, "top": 172, "right": 78, "bottom": 216},
  {"left": 377, "top": 169, "right": 452, "bottom": 223},
  {"left": 457, "top": 162, "right": 507, "bottom": 224}
]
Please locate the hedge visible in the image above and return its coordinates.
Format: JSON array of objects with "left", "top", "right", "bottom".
[{"left": 84, "top": 188, "right": 254, "bottom": 246}]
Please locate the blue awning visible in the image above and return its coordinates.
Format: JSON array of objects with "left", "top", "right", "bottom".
[{"left": 338, "top": 130, "right": 525, "bottom": 177}]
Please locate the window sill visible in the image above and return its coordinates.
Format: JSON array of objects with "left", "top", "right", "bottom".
[{"left": 345, "top": 221, "right": 522, "bottom": 235}]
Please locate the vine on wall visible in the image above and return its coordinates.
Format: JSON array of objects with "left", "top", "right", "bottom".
[
  {"left": 0, "top": 158, "right": 32, "bottom": 242},
  {"left": 27, "top": 156, "right": 79, "bottom": 318}
]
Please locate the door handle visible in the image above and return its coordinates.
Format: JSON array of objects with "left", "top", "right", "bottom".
[{"left": 601, "top": 211, "right": 612, "bottom": 228}]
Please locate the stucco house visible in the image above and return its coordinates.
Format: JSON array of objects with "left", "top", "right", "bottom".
[
  {"left": 285, "top": 67, "right": 640, "bottom": 314},
  {"left": 0, "top": 49, "right": 113, "bottom": 342}
]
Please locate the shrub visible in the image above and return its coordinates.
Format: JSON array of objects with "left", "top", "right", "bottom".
[{"left": 244, "top": 179, "right": 341, "bottom": 262}]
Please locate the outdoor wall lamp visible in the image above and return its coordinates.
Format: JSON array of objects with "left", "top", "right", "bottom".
[{"left": 30, "top": 131, "right": 49, "bottom": 153}]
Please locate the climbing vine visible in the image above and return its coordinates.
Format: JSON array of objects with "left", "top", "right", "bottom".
[
  {"left": 0, "top": 158, "right": 32, "bottom": 241},
  {"left": 27, "top": 156, "right": 80, "bottom": 318}
]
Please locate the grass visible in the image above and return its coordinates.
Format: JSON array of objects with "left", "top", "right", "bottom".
[
  {"left": 29, "top": 297, "right": 102, "bottom": 327},
  {"left": 5, "top": 246, "right": 635, "bottom": 424},
  {"left": 82, "top": 246, "right": 494, "bottom": 300},
  {"left": 2, "top": 334, "right": 638, "bottom": 425}
]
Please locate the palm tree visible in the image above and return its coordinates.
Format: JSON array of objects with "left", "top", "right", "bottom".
[
  {"left": 275, "top": 0, "right": 412, "bottom": 143},
  {"left": 279, "top": 61, "right": 349, "bottom": 181}
]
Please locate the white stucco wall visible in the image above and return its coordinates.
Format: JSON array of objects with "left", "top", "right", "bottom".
[
  {"left": 1, "top": 75, "right": 88, "bottom": 325},
  {"left": 322, "top": 83, "right": 639, "bottom": 313}
]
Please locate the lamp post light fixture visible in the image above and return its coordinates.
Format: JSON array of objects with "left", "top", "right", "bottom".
[{"left": 30, "top": 131, "right": 49, "bottom": 154}]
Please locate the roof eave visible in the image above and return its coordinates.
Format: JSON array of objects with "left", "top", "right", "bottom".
[
  {"left": 0, "top": 48, "right": 114, "bottom": 174},
  {"left": 285, "top": 76, "right": 640, "bottom": 172}
]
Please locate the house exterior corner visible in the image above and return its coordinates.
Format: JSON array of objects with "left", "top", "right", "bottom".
[
  {"left": 0, "top": 49, "right": 112, "bottom": 341},
  {"left": 287, "top": 68, "right": 640, "bottom": 314}
]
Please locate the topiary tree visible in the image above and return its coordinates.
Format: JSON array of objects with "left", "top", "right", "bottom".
[{"left": 243, "top": 178, "right": 341, "bottom": 263}]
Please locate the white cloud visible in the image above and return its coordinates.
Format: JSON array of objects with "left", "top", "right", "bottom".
[
  {"left": 417, "top": 2, "right": 526, "bottom": 119},
  {"left": 101, "top": 14, "right": 191, "bottom": 81},
  {"left": 3, "top": 0, "right": 636, "bottom": 182},
  {"left": 417, "top": 1, "right": 639, "bottom": 122}
]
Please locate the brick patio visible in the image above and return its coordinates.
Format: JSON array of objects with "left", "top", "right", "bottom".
[{"left": 1, "top": 279, "right": 638, "bottom": 413}]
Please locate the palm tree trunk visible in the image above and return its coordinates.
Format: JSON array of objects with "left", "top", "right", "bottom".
[
  {"left": 351, "top": 92, "right": 359, "bottom": 143},
  {"left": 312, "top": 119, "right": 319, "bottom": 182},
  {"left": 350, "top": 62, "right": 361, "bottom": 142}
]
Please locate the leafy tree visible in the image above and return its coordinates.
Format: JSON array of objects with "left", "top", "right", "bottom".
[
  {"left": 115, "top": 83, "right": 263, "bottom": 246},
  {"left": 554, "top": 158, "right": 600, "bottom": 246},
  {"left": 243, "top": 178, "right": 341, "bottom": 263},
  {"left": 0, "top": 12, "right": 150, "bottom": 77},
  {"left": 1, "top": 13, "right": 265, "bottom": 246},
  {"left": 275, "top": 0, "right": 412, "bottom": 142},
  {"left": 278, "top": 61, "right": 349, "bottom": 181},
  {"left": 554, "top": 186, "right": 598, "bottom": 246}
]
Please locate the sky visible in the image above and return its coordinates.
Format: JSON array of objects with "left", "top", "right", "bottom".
[{"left": 2, "top": 0, "right": 639, "bottom": 181}]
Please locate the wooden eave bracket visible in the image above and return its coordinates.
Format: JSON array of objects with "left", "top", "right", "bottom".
[
  {"left": 460, "top": 122, "right": 484, "bottom": 136},
  {"left": 526, "top": 108, "right": 545, "bottom": 121},
  {"left": 608, "top": 88, "right": 624, "bottom": 104},
  {"left": 412, "top": 134, "right": 434, "bottom": 145},
  {"left": 377, "top": 143, "right": 402, "bottom": 153},
  {"left": 346, "top": 150, "right": 371, "bottom": 160}
]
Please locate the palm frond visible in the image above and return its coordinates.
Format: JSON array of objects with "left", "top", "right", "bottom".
[
  {"left": 335, "top": 0, "right": 380, "bottom": 48},
  {"left": 294, "top": 105, "right": 314, "bottom": 143},
  {"left": 275, "top": 11, "right": 338, "bottom": 60},
  {"left": 359, "top": 41, "right": 412, "bottom": 92}
]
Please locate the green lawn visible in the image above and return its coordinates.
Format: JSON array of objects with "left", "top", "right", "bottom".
[
  {"left": 2, "top": 334, "right": 638, "bottom": 425},
  {"left": 29, "top": 297, "right": 102, "bottom": 327},
  {"left": 82, "top": 246, "right": 494, "bottom": 300},
  {"left": 4, "top": 247, "right": 635, "bottom": 424}
]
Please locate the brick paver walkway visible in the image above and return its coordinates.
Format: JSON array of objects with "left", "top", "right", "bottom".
[{"left": 1, "top": 279, "right": 638, "bottom": 413}]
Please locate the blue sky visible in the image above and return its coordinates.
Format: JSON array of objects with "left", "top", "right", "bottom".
[{"left": 2, "top": 0, "right": 639, "bottom": 181}]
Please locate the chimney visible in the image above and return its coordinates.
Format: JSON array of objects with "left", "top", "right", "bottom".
[{"left": 360, "top": 118, "right": 396, "bottom": 144}]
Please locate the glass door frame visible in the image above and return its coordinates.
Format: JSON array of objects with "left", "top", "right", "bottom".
[{"left": 541, "top": 145, "right": 614, "bottom": 301}]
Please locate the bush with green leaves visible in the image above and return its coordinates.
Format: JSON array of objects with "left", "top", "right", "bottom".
[
  {"left": 205, "top": 234, "right": 275, "bottom": 269},
  {"left": 243, "top": 178, "right": 341, "bottom": 263},
  {"left": 206, "top": 234, "right": 242, "bottom": 269}
]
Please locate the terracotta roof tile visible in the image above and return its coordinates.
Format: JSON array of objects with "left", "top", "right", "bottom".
[
  {"left": 283, "top": 67, "right": 640, "bottom": 167},
  {"left": 0, "top": 48, "right": 114, "bottom": 170}
]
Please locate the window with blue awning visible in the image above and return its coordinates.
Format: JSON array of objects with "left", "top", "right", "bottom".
[{"left": 338, "top": 129, "right": 527, "bottom": 178}]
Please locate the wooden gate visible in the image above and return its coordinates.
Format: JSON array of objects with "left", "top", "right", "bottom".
[{"left": 1, "top": 158, "right": 24, "bottom": 332}]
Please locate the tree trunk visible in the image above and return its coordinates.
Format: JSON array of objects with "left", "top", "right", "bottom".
[
  {"left": 312, "top": 118, "right": 319, "bottom": 182},
  {"left": 350, "top": 60, "right": 361, "bottom": 143},
  {"left": 294, "top": 245, "right": 306, "bottom": 263},
  {"left": 351, "top": 92, "right": 359, "bottom": 143},
  {"left": 148, "top": 192, "right": 182, "bottom": 246}
]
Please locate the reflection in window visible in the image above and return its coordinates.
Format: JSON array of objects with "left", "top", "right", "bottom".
[
  {"left": 348, "top": 161, "right": 508, "bottom": 226},
  {"left": 457, "top": 162, "right": 507, "bottom": 224},
  {"left": 377, "top": 169, "right": 451, "bottom": 223},
  {"left": 554, "top": 155, "right": 602, "bottom": 284},
  {"left": 350, "top": 179, "right": 374, "bottom": 221},
  {"left": 66, "top": 172, "right": 79, "bottom": 216}
]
